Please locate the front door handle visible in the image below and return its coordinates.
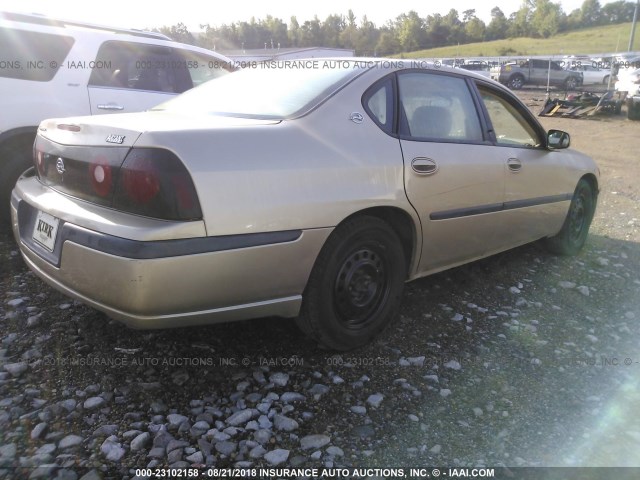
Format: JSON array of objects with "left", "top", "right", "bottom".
[
  {"left": 507, "top": 158, "right": 522, "bottom": 172},
  {"left": 97, "top": 104, "right": 124, "bottom": 111}
]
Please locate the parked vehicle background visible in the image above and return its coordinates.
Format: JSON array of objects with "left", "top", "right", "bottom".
[
  {"left": 490, "top": 58, "right": 583, "bottom": 90},
  {"left": 567, "top": 64, "right": 612, "bottom": 85},
  {"left": 615, "top": 67, "right": 640, "bottom": 96},
  {"left": 459, "top": 61, "right": 491, "bottom": 78},
  {"left": 0, "top": 12, "right": 232, "bottom": 226},
  {"left": 615, "top": 67, "right": 640, "bottom": 120}
]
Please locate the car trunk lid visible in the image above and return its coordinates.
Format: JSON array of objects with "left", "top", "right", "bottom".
[{"left": 33, "top": 111, "right": 280, "bottom": 219}]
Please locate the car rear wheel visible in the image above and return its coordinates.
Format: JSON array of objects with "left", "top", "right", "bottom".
[
  {"left": 565, "top": 76, "right": 578, "bottom": 90},
  {"left": 544, "top": 179, "right": 595, "bottom": 256},
  {"left": 508, "top": 75, "right": 524, "bottom": 90},
  {"left": 297, "top": 216, "right": 406, "bottom": 350}
]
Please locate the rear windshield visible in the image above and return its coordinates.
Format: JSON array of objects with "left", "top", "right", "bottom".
[
  {"left": 152, "top": 63, "right": 365, "bottom": 119},
  {"left": 0, "top": 29, "right": 74, "bottom": 81}
]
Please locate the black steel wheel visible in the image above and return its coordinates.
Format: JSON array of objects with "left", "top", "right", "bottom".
[
  {"left": 297, "top": 215, "right": 406, "bottom": 350},
  {"left": 333, "top": 246, "right": 389, "bottom": 329}
]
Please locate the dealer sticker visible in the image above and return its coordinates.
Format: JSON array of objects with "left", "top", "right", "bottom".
[{"left": 32, "top": 210, "right": 60, "bottom": 252}]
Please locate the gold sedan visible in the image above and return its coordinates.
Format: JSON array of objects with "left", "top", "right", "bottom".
[{"left": 12, "top": 60, "right": 599, "bottom": 350}]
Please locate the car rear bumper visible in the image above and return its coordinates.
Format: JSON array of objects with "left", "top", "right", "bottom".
[{"left": 11, "top": 180, "right": 331, "bottom": 329}]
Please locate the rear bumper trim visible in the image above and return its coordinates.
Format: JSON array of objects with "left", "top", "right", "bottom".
[{"left": 14, "top": 195, "right": 302, "bottom": 266}]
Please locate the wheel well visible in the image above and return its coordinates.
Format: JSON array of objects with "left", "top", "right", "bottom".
[
  {"left": 580, "top": 173, "right": 599, "bottom": 203},
  {"left": 0, "top": 130, "right": 37, "bottom": 158},
  {"left": 0, "top": 129, "right": 38, "bottom": 224},
  {"left": 342, "top": 207, "right": 416, "bottom": 277}
]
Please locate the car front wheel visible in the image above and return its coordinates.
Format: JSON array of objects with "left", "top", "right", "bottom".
[
  {"left": 545, "top": 179, "right": 596, "bottom": 256},
  {"left": 297, "top": 216, "right": 406, "bottom": 350}
]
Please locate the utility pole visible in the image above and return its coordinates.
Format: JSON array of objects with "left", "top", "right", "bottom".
[{"left": 630, "top": 0, "right": 639, "bottom": 52}]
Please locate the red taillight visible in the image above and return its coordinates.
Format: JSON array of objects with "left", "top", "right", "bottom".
[
  {"left": 121, "top": 156, "right": 160, "bottom": 204},
  {"left": 171, "top": 173, "right": 197, "bottom": 212},
  {"left": 88, "top": 156, "right": 113, "bottom": 198},
  {"left": 33, "top": 136, "right": 125, "bottom": 208},
  {"left": 33, "top": 136, "right": 201, "bottom": 222},
  {"left": 113, "top": 148, "right": 202, "bottom": 221}
]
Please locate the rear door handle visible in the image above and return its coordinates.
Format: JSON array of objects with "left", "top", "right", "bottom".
[
  {"left": 411, "top": 157, "right": 438, "bottom": 175},
  {"left": 97, "top": 104, "right": 124, "bottom": 111},
  {"left": 507, "top": 158, "right": 522, "bottom": 172}
]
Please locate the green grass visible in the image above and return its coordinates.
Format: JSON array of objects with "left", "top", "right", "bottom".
[{"left": 396, "top": 22, "right": 640, "bottom": 58}]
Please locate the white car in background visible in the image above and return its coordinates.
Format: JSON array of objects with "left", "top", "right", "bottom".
[
  {"left": 615, "top": 68, "right": 640, "bottom": 96},
  {"left": 567, "top": 64, "right": 612, "bottom": 85},
  {"left": 615, "top": 67, "right": 640, "bottom": 120},
  {"left": 459, "top": 61, "right": 491, "bottom": 78}
]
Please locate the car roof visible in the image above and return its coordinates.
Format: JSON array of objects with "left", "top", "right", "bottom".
[
  {"left": 0, "top": 11, "right": 232, "bottom": 63},
  {"left": 0, "top": 11, "right": 170, "bottom": 40}
]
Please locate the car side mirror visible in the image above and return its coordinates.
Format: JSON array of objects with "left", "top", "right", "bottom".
[{"left": 547, "top": 129, "right": 570, "bottom": 149}]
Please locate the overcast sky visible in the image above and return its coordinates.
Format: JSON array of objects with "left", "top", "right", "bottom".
[{"left": 5, "top": 0, "right": 623, "bottom": 30}]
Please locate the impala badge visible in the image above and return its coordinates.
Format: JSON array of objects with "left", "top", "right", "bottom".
[{"left": 106, "top": 134, "right": 125, "bottom": 144}]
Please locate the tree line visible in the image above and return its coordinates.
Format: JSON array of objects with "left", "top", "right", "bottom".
[{"left": 155, "top": 0, "right": 638, "bottom": 56}]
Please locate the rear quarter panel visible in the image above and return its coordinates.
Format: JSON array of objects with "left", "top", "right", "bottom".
[{"left": 134, "top": 72, "right": 419, "bottom": 238}]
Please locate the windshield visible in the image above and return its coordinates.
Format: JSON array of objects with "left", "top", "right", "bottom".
[{"left": 152, "top": 62, "right": 366, "bottom": 119}]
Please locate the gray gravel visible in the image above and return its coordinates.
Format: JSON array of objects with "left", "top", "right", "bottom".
[{"left": 2, "top": 152, "right": 640, "bottom": 477}]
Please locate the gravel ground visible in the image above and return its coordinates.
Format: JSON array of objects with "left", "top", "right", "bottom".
[{"left": 1, "top": 92, "right": 639, "bottom": 479}]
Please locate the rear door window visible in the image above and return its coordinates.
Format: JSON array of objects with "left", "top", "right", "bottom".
[
  {"left": 397, "top": 72, "right": 483, "bottom": 143},
  {"left": 0, "top": 29, "right": 74, "bottom": 81},
  {"left": 88, "top": 41, "right": 193, "bottom": 93}
]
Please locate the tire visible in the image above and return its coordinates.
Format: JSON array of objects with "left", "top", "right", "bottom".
[
  {"left": 615, "top": 100, "right": 622, "bottom": 115},
  {"left": 0, "top": 140, "right": 34, "bottom": 226},
  {"left": 296, "top": 216, "right": 406, "bottom": 350},
  {"left": 629, "top": 99, "right": 640, "bottom": 120},
  {"left": 545, "top": 179, "right": 596, "bottom": 256},
  {"left": 508, "top": 75, "right": 524, "bottom": 90},
  {"left": 565, "top": 76, "right": 578, "bottom": 90}
]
